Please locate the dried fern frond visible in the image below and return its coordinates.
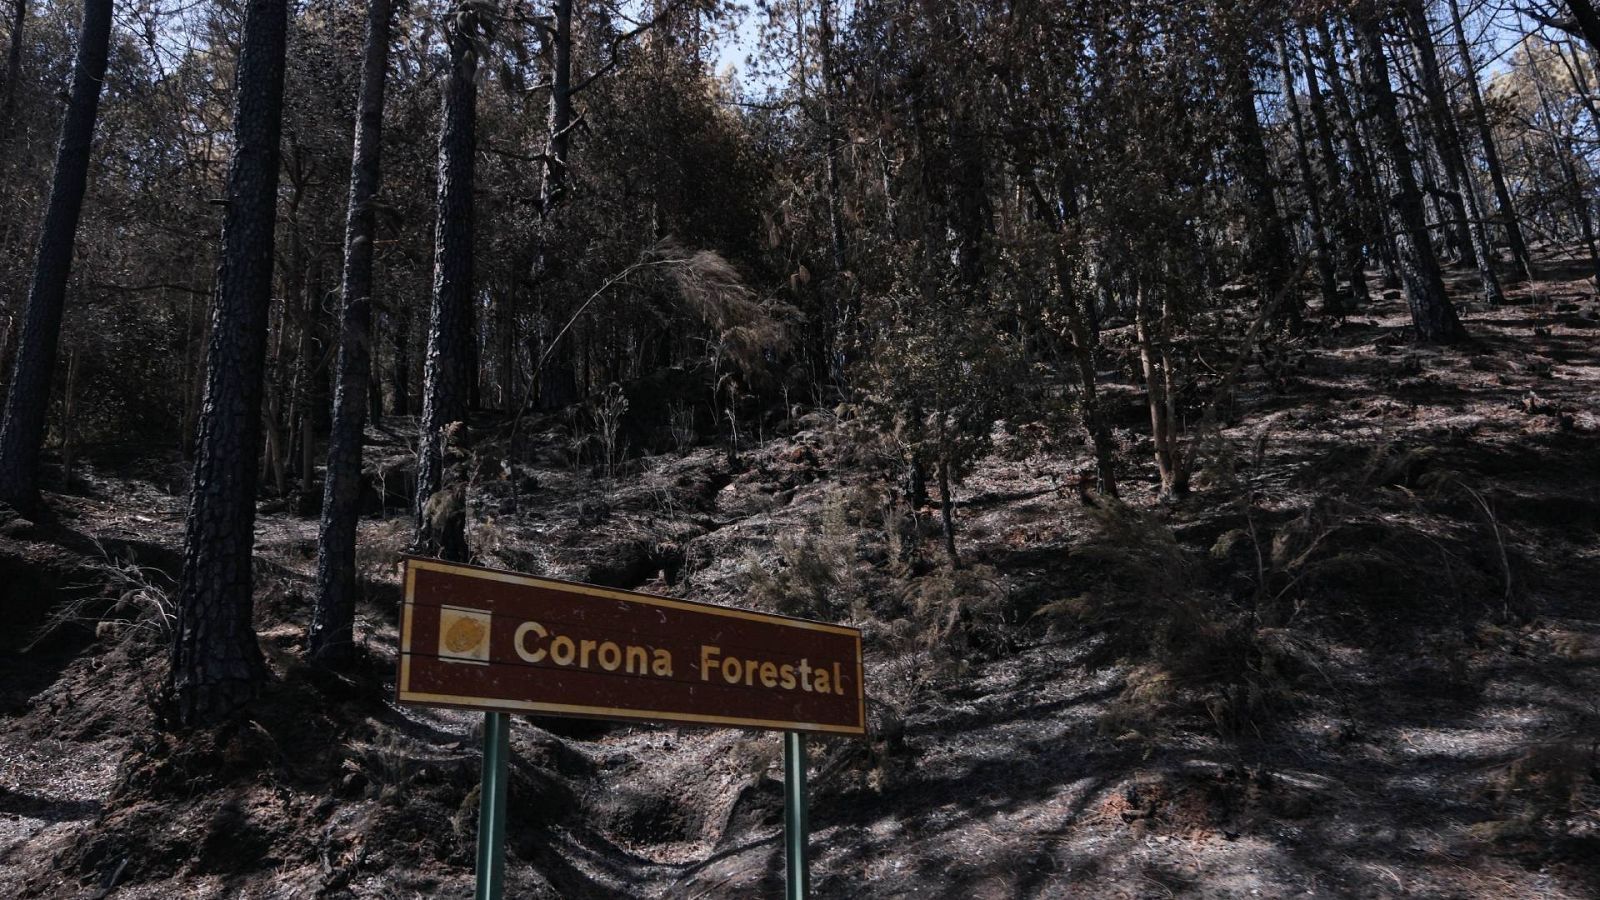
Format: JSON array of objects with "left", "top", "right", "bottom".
[{"left": 657, "top": 240, "right": 798, "bottom": 378}]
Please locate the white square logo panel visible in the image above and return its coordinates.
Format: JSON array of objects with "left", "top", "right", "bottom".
[{"left": 438, "top": 605, "right": 492, "bottom": 664}]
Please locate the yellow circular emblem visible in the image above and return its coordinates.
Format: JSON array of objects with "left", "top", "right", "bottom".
[{"left": 445, "top": 616, "right": 487, "bottom": 653}]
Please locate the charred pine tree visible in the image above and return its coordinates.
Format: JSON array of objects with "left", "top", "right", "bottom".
[
  {"left": 167, "top": 0, "right": 288, "bottom": 724},
  {"left": 541, "top": 0, "right": 573, "bottom": 217},
  {"left": 1298, "top": 25, "right": 1371, "bottom": 307},
  {"left": 1317, "top": 17, "right": 1403, "bottom": 290},
  {"left": 1448, "top": 0, "right": 1530, "bottom": 279},
  {"left": 1030, "top": 178, "right": 1118, "bottom": 499},
  {"left": 1351, "top": 4, "right": 1467, "bottom": 343},
  {"left": 819, "top": 0, "right": 852, "bottom": 390},
  {"left": 1387, "top": 19, "right": 1471, "bottom": 266},
  {"left": 414, "top": 2, "right": 480, "bottom": 563},
  {"left": 940, "top": 57, "right": 990, "bottom": 563},
  {"left": 1276, "top": 32, "right": 1341, "bottom": 316},
  {"left": 1526, "top": 47, "right": 1600, "bottom": 283},
  {"left": 1225, "top": 43, "right": 1300, "bottom": 329},
  {"left": 389, "top": 306, "right": 410, "bottom": 416},
  {"left": 535, "top": 0, "right": 577, "bottom": 410},
  {"left": 2, "top": 0, "right": 23, "bottom": 125},
  {"left": 0, "top": 0, "right": 112, "bottom": 512},
  {"left": 310, "top": 0, "right": 394, "bottom": 664},
  {"left": 1402, "top": 0, "right": 1502, "bottom": 304}
]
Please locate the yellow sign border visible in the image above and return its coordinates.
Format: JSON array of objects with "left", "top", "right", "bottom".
[{"left": 397, "top": 558, "right": 868, "bottom": 736}]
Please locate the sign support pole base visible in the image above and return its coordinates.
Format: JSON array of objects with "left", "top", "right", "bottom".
[
  {"left": 783, "top": 730, "right": 810, "bottom": 899},
  {"left": 476, "top": 711, "right": 510, "bottom": 900}
]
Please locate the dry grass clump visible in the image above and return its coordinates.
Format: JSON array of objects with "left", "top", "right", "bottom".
[
  {"left": 822, "top": 481, "right": 888, "bottom": 535},
  {"left": 354, "top": 518, "right": 412, "bottom": 583},
  {"left": 865, "top": 562, "right": 1011, "bottom": 744},
  {"left": 28, "top": 541, "right": 176, "bottom": 650},
  {"left": 1471, "top": 731, "right": 1600, "bottom": 844},
  {"left": 893, "top": 563, "right": 1010, "bottom": 674},
  {"left": 1038, "top": 502, "right": 1316, "bottom": 740},
  {"left": 739, "top": 532, "right": 853, "bottom": 621}
]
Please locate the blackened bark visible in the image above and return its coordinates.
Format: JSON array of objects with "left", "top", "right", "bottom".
[
  {"left": 1298, "top": 26, "right": 1371, "bottom": 306},
  {"left": 820, "top": 0, "right": 851, "bottom": 390},
  {"left": 1, "top": 0, "right": 23, "bottom": 124},
  {"left": 1527, "top": 56, "right": 1600, "bottom": 282},
  {"left": 533, "top": 0, "right": 575, "bottom": 412},
  {"left": 1402, "top": 0, "right": 1503, "bottom": 303},
  {"left": 1135, "top": 287, "right": 1184, "bottom": 500},
  {"left": 1026, "top": 173, "right": 1117, "bottom": 498},
  {"left": 937, "top": 456, "right": 957, "bottom": 565},
  {"left": 1352, "top": 9, "right": 1467, "bottom": 343},
  {"left": 414, "top": 5, "right": 477, "bottom": 561},
  {"left": 367, "top": 358, "right": 384, "bottom": 419},
  {"left": 1401, "top": 0, "right": 1497, "bottom": 304},
  {"left": 1276, "top": 33, "right": 1341, "bottom": 317},
  {"left": 1449, "top": 0, "right": 1529, "bottom": 277},
  {"left": 924, "top": 7, "right": 987, "bottom": 295},
  {"left": 1565, "top": 0, "right": 1600, "bottom": 58},
  {"left": 1409, "top": 104, "right": 1465, "bottom": 264},
  {"left": 906, "top": 455, "right": 928, "bottom": 510},
  {"left": 1317, "top": 18, "right": 1402, "bottom": 291},
  {"left": 310, "top": 0, "right": 393, "bottom": 664},
  {"left": 1225, "top": 49, "right": 1299, "bottom": 329},
  {"left": 1065, "top": 268, "right": 1117, "bottom": 498},
  {"left": 390, "top": 306, "right": 410, "bottom": 416},
  {"left": 494, "top": 286, "right": 515, "bottom": 410},
  {"left": 948, "top": 115, "right": 989, "bottom": 293},
  {"left": 0, "top": 0, "right": 112, "bottom": 511},
  {"left": 540, "top": 0, "right": 573, "bottom": 215},
  {"left": 168, "top": 0, "right": 288, "bottom": 725}
]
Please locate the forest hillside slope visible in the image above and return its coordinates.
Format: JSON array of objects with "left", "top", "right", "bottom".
[{"left": 1, "top": 270, "right": 1598, "bottom": 898}]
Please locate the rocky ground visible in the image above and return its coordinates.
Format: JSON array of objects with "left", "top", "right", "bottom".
[{"left": 1, "top": 263, "right": 1598, "bottom": 898}]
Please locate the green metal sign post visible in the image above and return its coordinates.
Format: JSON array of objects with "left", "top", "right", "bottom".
[
  {"left": 470, "top": 720, "right": 814, "bottom": 899},
  {"left": 475, "top": 711, "right": 510, "bottom": 900},
  {"left": 784, "top": 731, "right": 810, "bottom": 899}
]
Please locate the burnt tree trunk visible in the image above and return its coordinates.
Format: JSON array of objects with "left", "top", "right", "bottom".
[
  {"left": 937, "top": 452, "right": 957, "bottom": 565},
  {"left": 1402, "top": 0, "right": 1502, "bottom": 303},
  {"left": 1389, "top": 25, "right": 1471, "bottom": 266},
  {"left": 1352, "top": 8, "right": 1467, "bottom": 343},
  {"left": 1319, "top": 18, "right": 1403, "bottom": 290},
  {"left": 1528, "top": 53, "right": 1600, "bottom": 283},
  {"left": 0, "top": 0, "right": 112, "bottom": 511},
  {"left": 1565, "top": 0, "right": 1600, "bottom": 59},
  {"left": 1448, "top": 0, "right": 1530, "bottom": 279},
  {"left": 820, "top": 0, "right": 851, "bottom": 391},
  {"left": 1025, "top": 172, "right": 1118, "bottom": 499},
  {"left": 1277, "top": 32, "right": 1341, "bottom": 317},
  {"left": 1298, "top": 25, "right": 1371, "bottom": 306},
  {"left": 1135, "top": 285, "right": 1184, "bottom": 500},
  {"left": 167, "top": 0, "right": 288, "bottom": 725},
  {"left": 541, "top": 0, "right": 573, "bottom": 215},
  {"left": 310, "top": 0, "right": 393, "bottom": 664},
  {"left": 1, "top": 0, "right": 23, "bottom": 125},
  {"left": 1226, "top": 46, "right": 1300, "bottom": 329},
  {"left": 535, "top": 0, "right": 577, "bottom": 411},
  {"left": 389, "top": 304, "right": 410, "bottom": 416},
  {"left": 414, "top": 4, "right": 477, "bottom": 562}
]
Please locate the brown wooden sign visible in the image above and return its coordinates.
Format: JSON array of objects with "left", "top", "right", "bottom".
[{"left": 397, "top": 557, "right": 866, "bottom": 736}]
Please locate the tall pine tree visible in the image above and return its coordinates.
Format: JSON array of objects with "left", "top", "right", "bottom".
[
  {"left": 310, "top": 0, "right": 394, "bottom": 663},
  {"left": 0, "top": 0, "right": 113, "bottom": 511},
  {"left": 167, "top": 0, "right": 289, "bottom": 724}
]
